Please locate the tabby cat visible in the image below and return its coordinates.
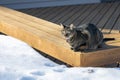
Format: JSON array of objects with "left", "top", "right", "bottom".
[{"left": 61, "top": 23, "right": 104, "bottom": 52}]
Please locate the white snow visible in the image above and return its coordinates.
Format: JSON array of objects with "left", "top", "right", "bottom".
[{"left": 0, "top": 34, "right": 120, "bottom": 80}]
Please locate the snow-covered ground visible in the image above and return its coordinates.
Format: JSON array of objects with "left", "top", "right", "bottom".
[{"left": 0, "top": 34, "right": 120, "bottom": 80}]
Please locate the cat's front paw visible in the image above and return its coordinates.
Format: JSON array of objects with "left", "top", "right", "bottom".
[
  {"left": 70, "top": 47, "right": 77, "bottom": 52},
  {"left": 73, "top": 48, "right": 78, "bottom": 52}
]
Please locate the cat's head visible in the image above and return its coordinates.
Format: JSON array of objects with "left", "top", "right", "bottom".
[{"left": 60, "top": 24, "right": 76, "bottom": 40}]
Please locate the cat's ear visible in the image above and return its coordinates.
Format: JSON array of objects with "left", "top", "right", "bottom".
[
  {"left": 60, "top": 23, "right": 66, "bottom": 28},
  {"left": 70, "top": 24, "right": 75, "bottom": 30}
]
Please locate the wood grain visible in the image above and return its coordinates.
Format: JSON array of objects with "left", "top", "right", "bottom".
[{"left": 0, "top": 6, "right": 120, "bottom": 67}]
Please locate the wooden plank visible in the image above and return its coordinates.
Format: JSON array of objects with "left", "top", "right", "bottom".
[
  {"left": 46, "top": 6, "right": 67, "bottom": 21},
  {"left": 81, "top": 34, "right": 120, "bottom": 67},
  {"left": 0, "top": 20, "right": 81, "bottom": 66},
  {"left": 80, "top": 3, "right": 104, "bottom": 25},
  {"left": 101, "top": 29, "right": 120, "bottom": 33},
  {"left": 112, "top": 15, "right": 120, "bottom": 33},
  {"left": 91, "top": 3, "right": 113, "bottom": 25},
  {"left": 0, "top": 14, "right": 81, "bottom": 67},
  {"left": 32, "top": 8, "right": 51, "bottom": 18},
  {"left": 0, "top": 16, "right": 65, "bottom": 47},
  {"left": 57, "top": 5, "right": 82, "bottom": 25},
  {"left": 24, "top": 8, "right": 41, "bottom": 16},
  {"left": 97, "top": 2, "right": 119, "bottom": 30},
  {"left": 37, "top": 7, "right": 57, "bottom": 19},
  {"left": 55, "top": 6, "right": 75, "bottom": 24},
  {"left": 41, "top": 7, "right": 61, "bottom": 19},
  {"left": 0, "top": 6, "right": 61, "bottom": 31},
  {"left": 0, "top": 16, "right": 66, "bottom": 46},
  {"left": 20, "top": 7, "right": 51, "bottom": 18},
  {"left": 19, "top": 8, "right": 33, "bottom": 14},
  {"left": 104, "top": 33, "right": 120, "bottom": 38},
  {"left": 104, "top": 3, "right": 120, "bottom": 33},
  {"left": 50, "top": 6, "right": 70, "bottom": 23},
  {"left": 28, "top": 8, "right": 46, "bottom": 17},
  {"left": 74, "top": 4, "right": 98, "bottom": 26},
  {"left": 64, "top": 5, "right": 90, "bottom": 25},
  {"left": 0, "top": 10, "right": 64, "bottom": 39},
  {"left": 81, "top": 48, "right": 120, "bottom": 67},
  {"left": 108, "top": 42, "right": 120, "bottom": 46},
  {"left": 0, "top": 6, "right": 120, "bottom": 67}
]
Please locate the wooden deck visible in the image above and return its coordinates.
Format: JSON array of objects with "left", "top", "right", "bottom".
[
  {"left": 0, "top": 2, "right": 120, "bottom": 67},
  {"left": 18, "top": 2, "right": 120, "bottom": 33}
]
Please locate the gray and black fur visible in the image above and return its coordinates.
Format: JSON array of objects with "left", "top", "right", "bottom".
[{"left": 61, "top": 23, "right": 113, "bottom": 52}]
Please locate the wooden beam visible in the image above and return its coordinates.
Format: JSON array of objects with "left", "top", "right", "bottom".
[
  {"left": 0, "top": 6, "right": 120, "bottom": 67},
  {"left": 0, "top": 6, "right": 61, "bottom": 30},
  {"left": 0, "top": 15, "right": 81, "bottom": 66},
  {"left": 81, "top": 48, "right": 120, "bottom": 67}
]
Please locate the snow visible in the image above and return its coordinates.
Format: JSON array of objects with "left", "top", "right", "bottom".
[{"left": 0, "top": 34, "right": 120, "bottom": 80}]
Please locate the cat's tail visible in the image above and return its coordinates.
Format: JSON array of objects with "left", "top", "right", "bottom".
[{"left": 103, "top": 38, "right": 115, "bottom": 42}]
